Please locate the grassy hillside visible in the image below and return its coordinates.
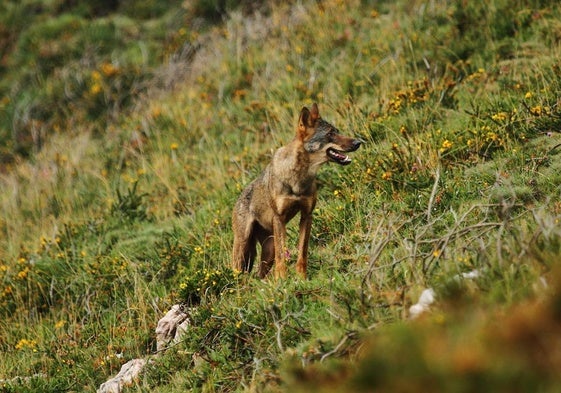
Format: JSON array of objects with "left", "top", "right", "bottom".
[{"left": 2, "top": 0, "right": 561, "bottom": 391}]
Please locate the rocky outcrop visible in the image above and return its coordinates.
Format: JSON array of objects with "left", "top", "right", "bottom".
[
  {"left": 97, "top": 305, "right": 190, "bottom": 393},
  {"left": 155, "top": 304, "right": 190, "bottom": 352},
  {"left": 97, "top": 359, "right": 147, "bottom": 393}
]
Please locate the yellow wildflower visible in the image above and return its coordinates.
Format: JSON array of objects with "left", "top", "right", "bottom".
[
  {"left": 530, "top": 106, "right": 542, "bottom": 116},
  {"left": 440, "top": 139, "right": 453, "bottom": 153},
  {"left": 17, "top": 267, "right": 29, "bottom": 280},
  {"left": 100, "top": 62, "right": 119, "bottom": 77},
  {"left": 91, "top": 70, "right": 102, "bottom": 81},
  {"left": 15, "top": 338, "right": 37, "bottom": 351},
  {"left": 89, "top": 83, "right": 102, "bottom": 95},
  {"left": 491, "top": 112, "right": 508, "bottom": 122}
]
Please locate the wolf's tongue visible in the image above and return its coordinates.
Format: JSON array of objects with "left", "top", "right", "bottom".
[
  {"left": 335, "top": 152, "right": 350, "bottom": 162},
  {"left": 333, "top": 151, "right": 344, "bottom": 159},
  {"left": 328, "top": 149, "right": 352, "bottom": 165}
]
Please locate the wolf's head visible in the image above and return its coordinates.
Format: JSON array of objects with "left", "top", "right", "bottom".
[{"left": 297, "top": 103, "right": 362, "bottom": 166}]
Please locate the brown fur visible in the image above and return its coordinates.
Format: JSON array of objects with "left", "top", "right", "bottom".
[{"left": 232, "top": 103, "right": 362, "bottom": 279}]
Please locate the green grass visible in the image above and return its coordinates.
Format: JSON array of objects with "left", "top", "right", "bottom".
[{"left": 2, "top": 0, "right": 561, "bottom": 391}]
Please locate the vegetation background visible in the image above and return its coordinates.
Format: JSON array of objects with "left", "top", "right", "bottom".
[{"left": 1, "top": 0, "right": 561, "bottom": 391}]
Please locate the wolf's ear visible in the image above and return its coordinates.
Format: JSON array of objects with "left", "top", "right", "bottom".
[
  {"left": 310, "top": 103, "right": 320, "bottom": 123},
  {"left": 298, "top": 106, "right": 311, "bottom": 133},
  {"left": 298, "top": 104, "right": 320, "bottom": 129}
]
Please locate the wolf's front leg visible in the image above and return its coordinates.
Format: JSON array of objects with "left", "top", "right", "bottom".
[
  {"left": 295, "top": 213, "right": 312, "bottom": 279},
  {"left": 272, "top": 215, "right": 288, "bottom": 279}
]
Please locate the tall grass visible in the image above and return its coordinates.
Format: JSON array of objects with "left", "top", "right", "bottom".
[{"left": 1, "top": 0, "right": 561, "bottom": 391}]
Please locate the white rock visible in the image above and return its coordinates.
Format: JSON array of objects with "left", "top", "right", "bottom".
[
  {"left": 175, "top": 318, "right": 191, "bottom": 342},
  {"left": 409, "top": 288, "right": 436, "bottom": 319},
  {"left": 409, "top": 303, "right": 429, "bottom": 319},
  {"left": 97, "top": 358, "right": 146, "bottom": 393},
  {"left": 417, "top": 288, "right": 436, "bottom": 306},
  {"left": 155, "top": 304, "right": 190, "bottom": 352},
  {"left": 461, "top": 270, "right": 480, "bottom": 279},
  {"left": 99, "top": 304, "right": 190, "bottom": 392}
]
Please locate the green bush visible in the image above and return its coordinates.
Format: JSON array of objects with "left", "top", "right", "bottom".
[
  {"left": 178, "top": 268, "right": 240, "bottom": 306},
  {"left": 2, "top": 0, "right": 561, "bottom": 391}
]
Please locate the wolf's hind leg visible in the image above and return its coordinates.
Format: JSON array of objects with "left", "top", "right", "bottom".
[
  {"left": 258, "top": 234, "right": 275, "bottom": 279},
  {"left": 232, "top": 211, "right": 257, "bottom": 272}
]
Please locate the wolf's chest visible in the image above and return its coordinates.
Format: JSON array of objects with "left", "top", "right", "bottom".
[
  {"left": 280, "top": 177, "right": 316, "bottom": 197},
  {"left": 273, "top": 193, "right": 316, "bottom": 221}
]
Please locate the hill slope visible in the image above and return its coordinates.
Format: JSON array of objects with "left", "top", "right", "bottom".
[{"left": 2, "top": 0, "right": 561, "bottom": 391}]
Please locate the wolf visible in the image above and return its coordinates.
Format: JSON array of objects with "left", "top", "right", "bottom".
[{"left": 232, "top": 103, "right": 362, "bottom": 279}]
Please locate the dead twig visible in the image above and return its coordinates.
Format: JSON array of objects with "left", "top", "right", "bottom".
[
  {"left": 320, "top": 331, "right": 358, "bottom": 362},
  {"left": 427, "top": 165, "right": 441, "bottom": 222}
]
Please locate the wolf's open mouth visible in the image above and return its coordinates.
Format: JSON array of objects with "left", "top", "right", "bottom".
[{"left": 327, "top": 148, "right": 352, "bottom": 165}]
